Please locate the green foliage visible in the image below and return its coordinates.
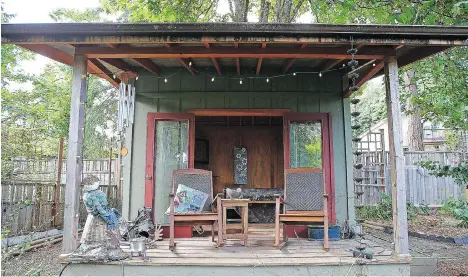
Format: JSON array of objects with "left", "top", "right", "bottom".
[
  {"left": 439, "top": 197, "right": 468, "bottom": 227},
  {"left": 357, "top": 194, "right": 430, "bottom": 221},
  {"left": 49, "top": 8, "right": 105, "bottom": 22},
  {"left": 418, "top": 161, "right": 468, "bottom": 187},
  {"left": 99, "top": 0, "right": 220, "bottom": 22},
  {"left": 305, "top": 137, "right": 322, "bottom": 168},
  {"left": 410, "top": 47, "right": 468, "bottom": 130}
]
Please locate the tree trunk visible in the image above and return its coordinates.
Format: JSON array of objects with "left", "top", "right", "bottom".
[
  {"left": 259, "top": 0, "right": 270, "bottom": 22},
  {"left": 404, "top": 67, "right": 424, "bottom": 151}
]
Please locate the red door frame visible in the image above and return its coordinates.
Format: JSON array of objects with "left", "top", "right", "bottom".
[
  {"left": 283, "top": 112, "right": 336, "bottom": 223},
  {"left": 144, "top": 110, "right": 335, "bottom": 223},
  {"left": 144, "top": 113, "right": 195, "bottom": 208}
]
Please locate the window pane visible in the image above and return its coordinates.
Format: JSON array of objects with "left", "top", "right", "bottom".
[
  {"left": 154, "top": 120, "right": 188, "bottom": 224},
  {"left": 290, "top": 121, "right": 322, "bottom": 168}
]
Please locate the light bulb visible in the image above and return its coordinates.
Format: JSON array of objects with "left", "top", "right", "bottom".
[
  {"left": 113, "top": 74, "right": 116, "bottom": 79},
  {"left": 293, "top": 72, "right": 296, "bottom": 76},
  {"left": 136, "top": 76, "right": 139, "bottom": 80},
  {"left": 211, "top": 77, "right": 215, "bottom": 82},
  {"left": 164, "top": 78, "right": 167, "bottom": 83},
  {"left": 240, "top": 79, "right": 243, "bottom": 85},
  {"left": 319, "top": 72, "right": 322, "bottom": 77},
  {"left": 372, "top": 63, "right": 376, "bottom": 67},
  {"left": 266, "top": 78, "right": 269, "bottom": 83},
  {"left": 189, "top": 61, "right": 192, "bottom": 67}
]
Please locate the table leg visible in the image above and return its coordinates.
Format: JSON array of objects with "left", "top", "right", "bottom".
[{"left": 243, "top": 205, "right": 248, "bottom": 246}]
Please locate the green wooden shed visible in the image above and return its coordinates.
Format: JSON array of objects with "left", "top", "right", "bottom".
[{"left": 2, "top": 22, "right": 467, "bottom": 276}]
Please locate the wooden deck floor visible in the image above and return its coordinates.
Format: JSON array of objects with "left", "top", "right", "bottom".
[{"left": 119, "top": 225, "right": 410, "bottom": 267}]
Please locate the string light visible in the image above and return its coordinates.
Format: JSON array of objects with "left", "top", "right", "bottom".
[
  {"left": 266, "top": 78, "right": 269, "bottom": 83},
  {"left": 211, "top": 77, "right": 215, "bottom": 82},
  {"left": 113, "top": 74, "right": 116, "bottom": 79},
  {"left": 164, "top": 78, "right": 167, "bottom": 83},
  {"left": 319, "top": 72, "right": 322, "bottom": 77},
  {"left": 372, "top": 63, "right": 376, "bottom": 67},
  {"left": 136, "top": 75, "right": 139, "bottom": 80},
  {"left": 293, "top": 72, "right": 296, "bottom": 76},
  {"left": 240, "top": 79, "right": 243, "bottom": 85},
  {"left": 189, "top": 61, "right": 192, "bottom": 67}
]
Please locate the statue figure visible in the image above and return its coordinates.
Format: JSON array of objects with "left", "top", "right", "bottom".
[{"left": 69, "top": 175, "right": 129, "bottom": 262}]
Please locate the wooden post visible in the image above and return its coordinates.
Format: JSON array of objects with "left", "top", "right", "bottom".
[
  {"left": 62, "top": 54, "right": 87, "bottom": 254},
  {"left": 53, "top": 137, "right": 64, "bottom": 226},
  {"left": 384, "top": 56, "right": 409, "bottom": 256}
]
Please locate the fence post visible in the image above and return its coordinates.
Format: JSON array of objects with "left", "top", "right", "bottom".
[
  {"left": 53, "top": 137, "right": 64, "bottom": 227},
  {"left": 115, "top": 152, "right": 122, "bottom": 199}
]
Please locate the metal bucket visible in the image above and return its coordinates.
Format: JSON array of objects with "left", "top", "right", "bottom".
[{"left": 130, "top": 238, "right": 146, "bottom": 253}]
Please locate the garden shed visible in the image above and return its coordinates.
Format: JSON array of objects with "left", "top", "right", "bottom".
[{"left": 2, "top": 23, "right": 467, "bottom": 276}]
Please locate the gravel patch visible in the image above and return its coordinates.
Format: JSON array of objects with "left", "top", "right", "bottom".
[
  {"left": 364, "top": 227, "right": 468, "bottom": 276},
  {"left": 2, "top": 242, "right": 63, "bottom": 277}
]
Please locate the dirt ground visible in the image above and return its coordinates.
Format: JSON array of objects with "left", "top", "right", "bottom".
[
  {"left": 373, "top": 211, "right": 468, "bottom": 238},
  {"left": 1, "top": 242, "right": 63, "bottom": 277},
  {"left": 2, "top": 230, "right": 468, "bottom": 276},
  {"left": 364, "top": 227, "right": 468, "bottom": 276}
]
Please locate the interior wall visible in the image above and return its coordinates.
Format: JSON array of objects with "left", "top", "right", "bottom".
[{"left": 195, "top": 125, "right": 284, "bottom": 193}]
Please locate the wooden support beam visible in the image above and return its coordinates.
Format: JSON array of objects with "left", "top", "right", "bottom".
[
  {"left": 282, "top": 43, "right": 307, "bottom": 74},
  {"left": 164, "top": 44, "right": 195, "bottom": 75},
  {"left": 205, "top": 43, "right": 222, "bottom": 75},
  {"left": 397, "top": 46, "right": 450, "bottom": 68},
  {"left": 256, "top": 43, "right": 267, "bottom": 75},
  {"left": 234, "top": 43, "right": 240, "bottom": 75},
  {"left": 384, "top": 56, "right": 409, "bottom": 257},
  {"left": 321, "top": 45, "right": 365, "bottom": 71},
  {"left": 76, "top": 45, "right": 392, "bottom": 60},
  {"left": 107, "top": 44, "right": 159, "bottom": 75},
  {"left": 100, "top": 58, "right": 134, "bottom": 72},
  {"left": 20, "top": 44, "right": 119, "bottom": 87},
  {"left": 88, "top": 58, "right": 120, "bottom": 86},
  {"left": 62, "top": 54, "right": 87, "bottom": 254},
  {"left": 132, "top": 58, "right": 160, "bottom": 75},
  {"left": 343, "top": 60, "right": 383, "bottom": 98}
]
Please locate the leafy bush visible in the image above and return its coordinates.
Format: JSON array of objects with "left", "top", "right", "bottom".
[
  {"left": 357, "top": 194, "right": 430, "bottom": 221},
  {"left": 440, "top": 197, "right": 468, "bottom": 228},
  {"left": 418, "top": 161, "right": 468, "bottom": 188}
]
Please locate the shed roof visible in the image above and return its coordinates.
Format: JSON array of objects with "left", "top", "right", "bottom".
[{"left": 2, "top": 23, "right": 467, "bottom": 95}]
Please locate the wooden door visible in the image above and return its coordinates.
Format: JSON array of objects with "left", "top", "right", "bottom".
[{"left": 283, "top": 112, "right": 335, "bottom": 223}]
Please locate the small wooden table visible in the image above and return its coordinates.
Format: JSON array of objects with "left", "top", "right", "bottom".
[{"left": 221, "top": 199, "right": 249, "bottom": 246}]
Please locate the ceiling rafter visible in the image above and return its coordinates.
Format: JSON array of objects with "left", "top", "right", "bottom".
[
  {"left": 164, "top": 43, "right": 195, "bottom": 75},
  {"left": 282, "top": 43, "right": 308, "bottom": 74},
  {"left": 88, "top": 58, "right": 120, "bottom": 85},
  {"left": 204, "top": 43, "right": 222, "bottom": 75},
  {"left": 107, "top": 44, "right": 159, "bottom": 75},
  {"left": 256, "top": 43, "right": 267, "bottom": 75},
  {"left": 100, "top": 58, "right": 134, "bottom": 72},
  {"left": 344, "top": 61, "right": 384, "bottom": 98},
  {"left": 321, "top": 45, "right": 365, "bottom": 71}
]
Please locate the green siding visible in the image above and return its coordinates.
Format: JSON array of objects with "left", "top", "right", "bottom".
[{"left": 123, "top": 69, "right": 352, "bottom": 225}]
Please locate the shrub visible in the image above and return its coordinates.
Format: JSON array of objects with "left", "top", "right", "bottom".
[{"left": 440, "top": 197, "right": 468, "bottom": 228}]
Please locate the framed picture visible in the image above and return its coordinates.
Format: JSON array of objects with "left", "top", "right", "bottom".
[{"left": 194, "top": 139, "right": 209, "bottom": 164}]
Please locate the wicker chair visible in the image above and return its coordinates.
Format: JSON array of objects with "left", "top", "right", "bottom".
[
  {"left": 169, "top": 169, "right": 222, "bottom": 249},
  {"left": 274, "top": 168, "right": 329, "bottom": 250}
]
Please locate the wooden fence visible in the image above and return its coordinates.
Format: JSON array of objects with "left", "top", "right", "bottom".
[
  {"left": 356, "top": 151, "right": 464, "bottom": 206},
  {"left": 1, "top": 159, "right": 121, "bottom": 236}
]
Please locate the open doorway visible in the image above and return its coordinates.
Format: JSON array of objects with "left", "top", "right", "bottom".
[{"left": 194, "top": 116, "right": 284, "bottom": 194}]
